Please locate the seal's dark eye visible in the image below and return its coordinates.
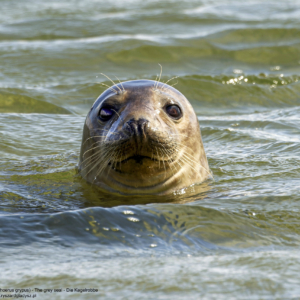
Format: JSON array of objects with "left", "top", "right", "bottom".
[
  {"left": 99, "top": 107, "right": 114, "bottom": 121},
  {"left": 166, "top": 105, "right": 182, "bottom": 119}
]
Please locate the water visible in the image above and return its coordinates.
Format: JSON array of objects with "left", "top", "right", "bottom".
[{"left": 1, "top": 0, "right": 300, "bottom": 298}]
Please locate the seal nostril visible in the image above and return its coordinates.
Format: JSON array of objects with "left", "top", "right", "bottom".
[
  {"left": 125, "top": 118, "right": 149, "bottom": 136},
  {"left": 137, "top": 118, "right": 149, "bottom": 135}
]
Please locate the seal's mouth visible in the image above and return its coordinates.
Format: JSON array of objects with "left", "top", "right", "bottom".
[
  {"left": 120, "top": 155, "right": 155, "bottom": 164},
  {"left": 108, "top": 154, "right": 174, "bottom": 168},
  {"left": 107, "top": 155, "right": 154, "bottom": 173}
]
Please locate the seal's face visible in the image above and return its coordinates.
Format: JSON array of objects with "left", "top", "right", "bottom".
[{"left": 79, "top": 80, "right": 210, "bottom": 195}]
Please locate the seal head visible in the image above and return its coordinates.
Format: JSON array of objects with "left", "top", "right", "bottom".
[{"left": 79, "top": 80, "right": 210, "bottom": 195}]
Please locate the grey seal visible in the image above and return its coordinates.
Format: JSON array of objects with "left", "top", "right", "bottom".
[{"left": 79, "top": 79, "right": 211, "bottom": 195}]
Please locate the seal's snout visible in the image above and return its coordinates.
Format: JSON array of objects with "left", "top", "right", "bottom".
[{"left": 124, "top": 118, "right": 149, "bottom": 138}]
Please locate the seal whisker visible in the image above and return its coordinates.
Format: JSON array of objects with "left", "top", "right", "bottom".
[
  {"left": 80, "top": 151, "right": 103, "bottom": 174},
  {"left": 158, "top": 147, "right": 167, "bottom": 178},
  {"left": 81, "top": 139, "right": 101, "bottom": 150},
  {"left": 114, "top": 75, "right": 125, "bottom": 93},
  {"left": 179, "top": 154, "right": 208, "bottom": 181},
  {"left": 173, "top": 152, "right": 185, "bottom": 174},
  {"left": 82, "top": 137, "right": 119, "bottom": 158},
  {"left": 154, "top": 63, "right": 163, "bottom": 90},
  {"left": 87, "top": 149, "right": 113, "bottom": 180},
  {"left": 81, "top": 133, "right": 120, "bottom": 150},
  {"left": 169, "top": 132, "right": 189, "bottom": 139},
  {"left": 82, "top": 139, "right": 111, "bottom": 156},
  {"left": 179, "top": 150, "right": 212, "bottom": 178},
  {"left": 160, "top": 147, "right": 177, "bottom": 176},
  {"left": 83, "top": 132, "right": 119, "bottom": 143},
  {"left": 108, "top": 142, "right": 121, "bottom": 170},
  {"left": 100, "top": 73, "right": 122, "bottom": 93},
  {"left": 80, "top": 154, "right": 103, "bottom": 174},
  {"left": 100, "top": 82, "right": 118, "bottom": 94},
  {"left": 104, "top": 152, "right": 116, "bottom": 179},
  {"left": 161, "top": 76, "right": 179, "bottom": 91},
  {"left": 81, "top": 140, "right": 119, "bottom": 171},
  {"left": 81, "top": 145, "right": 102, "bottom": 163},
  {"left": 155, "top": 146, "right": 161, "bottom": 169},
  {"left": 155, "top": 137, "right": 174, "bottom": 161},
  {"left": 91, "top": 163, "right": 107, "bottom": 182},
  {"left": 168, "top": 81, "right": 178, "bottom": 89},
  {"left": 154, "top": 74, "right": 159, "bottom": 89},
  {"left": 81, "top": 147, "right": 105, "bottom": 166},
  {"left": 82, "top": 144, "right": 102, "bottom": 158},
  {"left": 83, "top": 136, "right": 106, "bottom": 142},
  {"left": 178, "top": 154, "right": 199, "bottom": 173},
  {"left": 92, "top": 150, "right": 114, "bottom": 182},
  {"left": 80, "top": 144, "right": 111, "bottom": 167}
]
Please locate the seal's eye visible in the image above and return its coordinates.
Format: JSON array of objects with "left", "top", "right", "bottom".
[
  {"left": 99, "top": 107, "right": 114, "bottom": 121},
  {"left": 166, "top": 105, "right": 182, "bottom": 120}
]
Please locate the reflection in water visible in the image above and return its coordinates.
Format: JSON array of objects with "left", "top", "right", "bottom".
[{"left": 80, "top": 179, "right": 213, "bottom": 208}]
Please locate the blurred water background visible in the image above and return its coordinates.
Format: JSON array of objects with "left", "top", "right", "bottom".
[{"left": 1, "top": 0, "right": 300, "bottom": 298}]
